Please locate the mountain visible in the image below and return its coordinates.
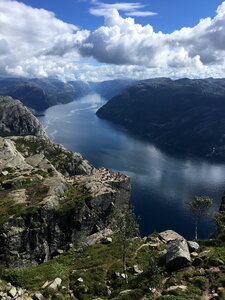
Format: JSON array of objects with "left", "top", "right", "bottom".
[
  {"left": 97, "top": 78, "right": 225, "bottom": 159},
  {"left": 0, "top": 95, "right": 130, "bottom": 268},
  {"left": 0, "top": 96, "right": 47, "bottom": 138},
  {"left": 0, "top": 78, "right": 91, "bottom": 112},
  {"left": 0, "top": 94, "right": 225, "bottom": 300},
  {"left": 89, "top": 79, "right": 134, "bottom": 99}
]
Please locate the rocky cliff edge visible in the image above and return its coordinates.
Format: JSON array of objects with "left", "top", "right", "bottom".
[{"left": 0, "top": 96, "right": 130, "bottom": 268}]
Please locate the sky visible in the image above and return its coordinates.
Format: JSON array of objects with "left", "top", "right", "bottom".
[{"left": 0, "top": 0, "right": 225, "bottom": 81}]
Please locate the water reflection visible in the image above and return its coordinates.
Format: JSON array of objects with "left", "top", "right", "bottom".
[{"left": 39, "top": 94, "right": 225, "bottom": 239}]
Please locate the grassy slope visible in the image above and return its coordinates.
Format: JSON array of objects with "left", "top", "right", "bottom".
[{"left": 2, "top": 234, "right": 225, "bottom": 300}]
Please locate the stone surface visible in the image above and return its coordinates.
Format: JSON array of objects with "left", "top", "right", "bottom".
[
  {"left": 192, "top": 257, "right": 203, "bottom": 266},
  {"left": 191, "top": 252, "right": 199, "bottom": 257},
  {"left": 101, "top": 237, "right": 113, "bottom": 244},
  {"left": 8, "top": 287, "right": 17, "bottom": 298},
  {"left": 0, "top": 136, "right": 130, "bottom": 268},
  {"left": 48, "top": 278, "right": 62, "bottom": 290},
  {"left": 167, "top": 285, "right": 187, "bottom": 292},
  {"left": 159, "top": 230, "right": 184, "bottom": 243},
  {"left": 188, "top": 241, "right": 200, "bottom": 252},
  {"left": 133, "top": 265, "right": 143, "bottom": 275},
  {"left": 0, "top": 96, "right": 47, "bottom": 138},
  {"left": 198, "top": 250, "right": 211, "bottom": 259},
  {"left": 33, "top": 292, "right": 45, "bottom": 300},
  {"left": 166, "top": 239, "right": 191, "bottom": 269}
]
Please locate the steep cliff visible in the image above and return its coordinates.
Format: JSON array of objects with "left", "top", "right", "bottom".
[
  {"left": 0, "top": 136, "right": 130, "bottom": 268},
  {"left": 0, "top": 96, "right": 47, "bottom": 138},
  {"left": 0, "top": 96, "right": 130, "bottom": 268}
]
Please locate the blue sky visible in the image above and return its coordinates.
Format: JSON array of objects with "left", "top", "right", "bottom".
[
  {"left": 19, "top": 0, "right": 223, "bottom": 33},
  {"left": 0, "top": 0, "right": 225, "bottom": 81}
]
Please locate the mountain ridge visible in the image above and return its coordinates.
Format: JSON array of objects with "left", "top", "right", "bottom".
[{"left": 97, "top": 77, "right": 225, "bottom": 160}]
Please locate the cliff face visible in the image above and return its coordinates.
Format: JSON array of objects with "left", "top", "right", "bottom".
[
  {"left": 0, "top": 96, "right": 47, "bottom": 138},
  {"left": 0, "top": 136, "right": 130, "bottom": 268},
  {"left": 0, "top": 96, "right": 130, "bottom": 268},
  {"left": 97, "top": 78, "right": 225, "bottom": 159}
]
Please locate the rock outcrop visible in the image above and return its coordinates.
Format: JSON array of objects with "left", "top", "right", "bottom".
[
  {"left": 0, "top": 95, "right": 130, "bottom": 267},
  {"left": 0, "top": 136, "right": 130, "bottom": 267},
  {"left": 0, "top": 96, "right": 47, "bottom": 138},
  {"left": 166, "top": 239, "right": 191, "bottom": 270}
]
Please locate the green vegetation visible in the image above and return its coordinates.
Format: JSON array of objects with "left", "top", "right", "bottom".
[
  {"left": 0, "top": 174, "right": 48, "bottom": 225},
  {"left": 56, "top": 182, "right": 92, "bottom": 213},
  {"left": 0, "top": 194, "right": 39, "bottom": 225},
  {"left": 186, "top": 196, "right": 213, "bottom": 239},
  {"left": 14, "top": 137, "right": 83, "bottom": 174},
  {"left": 112, "top": 206, "right": 140, "bottom": 283},
  {"left": 0, "top": 223, "right": 225, "bottom": 299},
  {"left": 2, "top": 234, "right": 164, "bottom": 299}
]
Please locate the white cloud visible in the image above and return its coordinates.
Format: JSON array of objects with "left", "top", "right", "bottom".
[
  {"left": 76, "top": 2, "right": 225, "bottom": 78},
  {"left": 0, "top": 0, "right": 82, "bottom": 78},
  {"left": 1, "top": 0, "right": 225, "bottom": 81},
  {"left": 125, "top": 11, "right": 158, "bottom": 17},
  {"left": 89, "top": 1, "right": 157, "bottom": 18}
]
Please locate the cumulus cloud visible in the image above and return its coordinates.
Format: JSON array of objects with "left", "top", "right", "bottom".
[
  {"left": 0, "top": 0, "right": 84, "bottom": 78},
  {"left": 77, "top": 2, "right": 225, "bottom": 72},
  {"left": 1, "top": 0, "right": 225, "bottom": 81}
]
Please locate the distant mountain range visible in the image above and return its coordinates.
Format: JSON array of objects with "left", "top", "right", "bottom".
[
  {"left": 89, "top": 79, "right": 134, "bottom": 99},
  {"left": 0, "top": 77, "right": 135, "bottom": 112},
  {"left": 97, "top": 78, "right": 225, "bottom": 160},
  {"left": 0, "top": 78, "right": 91, "bottom": 112}
]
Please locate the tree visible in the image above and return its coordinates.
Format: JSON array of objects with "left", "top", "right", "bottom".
[
  {"left": 112, "top": 205, "right": 139, "bottom": 283},
  {"left": 186, "top": 196, "right": 213, "bottom": 240}
]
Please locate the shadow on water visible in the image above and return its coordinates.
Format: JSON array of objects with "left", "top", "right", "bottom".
[{"left": 38, "top": 94, "right": 225, "bottom": 240}]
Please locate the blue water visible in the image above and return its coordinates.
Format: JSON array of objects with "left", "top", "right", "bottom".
[{"left": 39, "top": 94, "right": 225, "bottom": 240}]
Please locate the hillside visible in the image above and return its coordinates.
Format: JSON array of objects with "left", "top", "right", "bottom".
[
  {"left": 0, "top": 78, "right": 90, "bottom": 112},
  {"left": 89, "top": 79, "right": 134, "bottom": 100},
  {"left": 0, "top": 96, "right": 224, "bottom": 300},
  {"left": 97, "top": 78, "right": 225, "bottom": 160}
]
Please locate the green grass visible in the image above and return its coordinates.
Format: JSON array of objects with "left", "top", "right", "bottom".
[
  {"left": 0, "top": 195, "right": 39, "bottom": 225},
  {"left": 2, "top": 235, "right": 164, "bottom": 299},
  {"left": 0, "top": 179, "right": 49, "bottom": 225},
  {"left": 56, "top": 183, "right": 91, "bottom": 213},
  {"left": 14, "top": 137, "right": 83, "bottom": 174}
]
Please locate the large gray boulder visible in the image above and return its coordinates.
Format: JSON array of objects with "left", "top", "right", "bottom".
[
  {"left": 166, "top": 239, "right": 191, "bottom": 270},
  {"left": 159, "top": 230, "right": 184, "bottom": 243}
]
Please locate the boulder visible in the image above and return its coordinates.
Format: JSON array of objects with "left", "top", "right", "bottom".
[
  {"left": 132, "top": 265, "right": 143, "bottom": 275},
  {"left": 8, "top": 286, "right": 17, "bottom": 298},
  {"left": 192, "top": 257, "right": 203, "bottom": 266},
  {"left": 159, "top": 230, "right": 184, "bottom": 243},
  {"left": 48, "top": 278, "right": 62, "bottom": 290},
  {"left": 166, "top": 239, "right": 191, "bottom": 269},
  {"left": 33, "top": 293, "right": 45, "bottom": 300},
  {"left": 167, "top": 285, "right": 187, "bottom": 292},
  {"left": 198, "top": 250, "right": 210, "bottom": 259},
  {"left": 101, "top": 237, "right": 113, "bottom": 244},
  {"left": 188, "top": 241, "right": 200, "bottom": 252},
  {"left": 191, "top": 252, "right": 199, "bottom": 257}
]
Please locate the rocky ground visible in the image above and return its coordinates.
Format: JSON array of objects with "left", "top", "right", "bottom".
[
  {"left": 0, "top": 135, "right": 130, "bottom": 268},
  {"left": 0, "top": 95, "right": 224, "bottom": 299},
  {"left": 0, "top": 229, "right": 224, "bottom": 299}
]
